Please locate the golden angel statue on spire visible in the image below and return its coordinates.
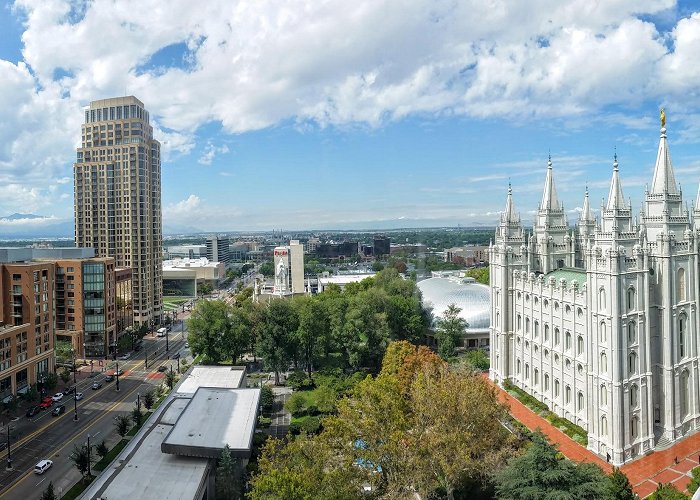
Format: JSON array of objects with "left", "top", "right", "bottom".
[{"left": 660, "top": 108, "right": 666, "bottom": 128}]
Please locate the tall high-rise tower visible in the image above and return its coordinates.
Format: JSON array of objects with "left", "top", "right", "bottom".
[{"left": 74, "top": 96, "right": 162, "bottom": 328}]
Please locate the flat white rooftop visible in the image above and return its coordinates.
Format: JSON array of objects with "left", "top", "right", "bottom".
[
  {"left": 96, "top": 423, "right": 210, "bottom": 500},
  {"left": 163, "top": 258, "right": 220, "bottom": 269},
  {"left": 176, "top": 365, "right": 245, "bottom": 395},
  {"left": 318, "top": 273, "right": 375, "bottom": 285},
  {"left": 162, "top": 387, "right": 260, "bottom": 459}
]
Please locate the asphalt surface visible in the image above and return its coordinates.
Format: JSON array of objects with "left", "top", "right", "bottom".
[{"left": 0, "top": 324, "right": 190, "bottom": 500}]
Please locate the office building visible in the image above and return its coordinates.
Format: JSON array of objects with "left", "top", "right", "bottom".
[
  {"left": 273, "top": 240, "right": 305, "bottom": 295},
  {"left": 74, "top": 96, "right": 162, "bottom": 327},
  {"left": 490, "top": 117, "right": 700, "bottom": 465},
  {"left": 206, "top": 235, "right": 230, "bottom": 263},
  {"left": 373, "top": 236, "right": 390, "bottom": 257},
  {"left": 53, "top": 258, "right": 117, "bottom": 358},
  {"left": 0, "top": 261, "right": 55, "bottom": 401}
]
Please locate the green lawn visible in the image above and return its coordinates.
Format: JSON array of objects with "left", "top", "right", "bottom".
[
  {"left": 60, "top": 476, "right": 95, "bottom": 500},
  {"left": 163, "top": 296, "right": 189, "bottom": 311}
]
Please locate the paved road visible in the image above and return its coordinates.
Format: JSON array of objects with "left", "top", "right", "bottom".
[{"left": 0, "top": 326, "right": 189, "bottom": 500}]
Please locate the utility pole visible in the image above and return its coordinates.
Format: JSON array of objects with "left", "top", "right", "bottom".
[
  {"left": 137, "top": 393, "right": 141, "bottom": 413},
  {"left": 165, "top": 327, "right": 169, "bottom": 353},
  {"left": 87, "top": 434, "right": 91, "bottom": 477},
  {"left": 73, "top": 389, "right": 78, "bottom": 421},
  {"left": 145, "top": 345, "right": 148, "bottom": 369},
  {"left": 72, "top": 349, "right": 76, "bottom": 385}
]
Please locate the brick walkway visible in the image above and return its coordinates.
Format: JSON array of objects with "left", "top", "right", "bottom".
[{"left": 488, "top": 378, "right": 700, "bottom": 498}]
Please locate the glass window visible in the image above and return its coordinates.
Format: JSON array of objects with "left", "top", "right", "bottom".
[
  {"left": 680, "top": 314, "right": 687, "bottom": 359},
  {"left": 600, "top": 321, "right": 607, "bottom": 342},
  {"left": 601, "top": 352, "right": 607, "bottom": 373},
  {"left": 600, "top": 384, "right": 607, "bottom": 405},
  {"left": 629, "top": 352, "right": 637, "bottom": 375},
  {"left": 578, "top": 391, "right": 584, "bottom": 411},
  {"left": 577, "top": 335, "right": 584, "bottom": 355},
  {"left": 678, "top": 268, "right": 687, "bottom": 302},
  {"left": 628, "top": 322, "right": 636, "bottom": 344},
  {"left": 627, "top": 287, "right": 636, "bottom": 310},
  {"left": 630, "top": 384, "right": 638, "bottom": 407}
]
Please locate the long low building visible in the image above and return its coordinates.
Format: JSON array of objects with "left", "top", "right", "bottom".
[
  {"left": 163, "top": 258, "right": 225, "bottom": 297},
  {"left": 80, "top": 366, "right": 259, "bottom": 500}
]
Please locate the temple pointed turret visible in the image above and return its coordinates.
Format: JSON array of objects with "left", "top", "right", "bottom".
[
  {"left": 606, "top": 155, "right": 628, "bottom": 210},
  {"left": 581, "top": 186, "right": 593, "bottom": 222},
  {"left": 495, "top": 183, "right": 523, "bottom": 245},
  {"left": 650, "top": 117, "right": 678, "bottom": 195},
  {"left": 540, "top": 155, "right": 560, "bottom": 210},
  {"left": 504, "top": 183, "right": 517, "bottom": 223}
]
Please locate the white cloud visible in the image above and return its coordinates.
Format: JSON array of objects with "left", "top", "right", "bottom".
[
  {"left": 164, "top": 194, "right": 201, "bottom": 218},
  {"left": 198, "top": 142, "right": 229, "bottom": 165}
]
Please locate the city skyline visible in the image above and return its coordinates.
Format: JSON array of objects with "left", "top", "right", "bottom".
[{"left": 2, "top": 1, "right": 700, "bottom": 235}]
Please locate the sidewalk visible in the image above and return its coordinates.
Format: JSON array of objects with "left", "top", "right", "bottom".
[{"left": 488, "top": 378, "right": 700, "bottom": 498}]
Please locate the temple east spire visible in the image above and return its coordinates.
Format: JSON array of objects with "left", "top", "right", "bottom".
[
  {"left": 650, "top": 108, "right": 679, "bottom": 195},
  {"left": 540, "top": 155, "right": 560, "bottom": 210}
]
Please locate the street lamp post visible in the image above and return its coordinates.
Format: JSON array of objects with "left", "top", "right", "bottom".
[
  {"left": 6, "top": 425, "right": 11, "bottom": 470},
  {"left": 165, "top": 327, "right": 169, "bottom": 353},
  {"left": 137, "top": 393, "right": 141, "bottom": 413},
  {"left": 116, "top": 358, "right": 120, "bottom": 392},
  {"left": 72, "top": 349, "right": 76, "bottom": 385},
  {"left": 144, "top": 344, "right": 148, "bottom": 369},
  {"left": 73, "top": 388, "right": 78, "bottom": 421},
  {"left": 87, "top": 434, "right": 91, "bottom": 477}
]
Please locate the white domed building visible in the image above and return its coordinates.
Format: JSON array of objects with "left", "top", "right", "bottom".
[{"left": 417, "top": 271, "right": 491, "bottom": 350}]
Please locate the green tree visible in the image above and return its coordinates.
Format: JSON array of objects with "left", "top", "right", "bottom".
[
  {"left": 198, "top": 282, "right": 214, "bottom": 297},
  {"left": 115, "top": 414, "right": 131, "bottom": 438},
  {"left": 143, "top": 390, "right": 155, "bottom": 410},
  {"left": 493, "top": 431, "right": 608, "bottom": 500},
  {"left": 132, "top": 404, "right": 144, "bottom": 428},
  {"left": 465, "top": 267, "right": 489, "bottom": 285},
  {"left": 259, "top": 384, "right": 274, "bottom": 414},
  {"left": 187, "top": 299, "right": 230, "bottom": 363},
  {"left": 649, "top": 483, "right": 688, "bottom": 499},
  {"left": 40, "top": 481, "right": 57, "bottom": 500},
  {"left": 293, "top": 296, "right": 328, "bottom": 378},
  {"left": 96, "top": 440, "right": 108, "bottom": 459},
  {"left": 343, "top": 289, "right": 390, "bottom": 371},
  {"left": 54, "top": 340, "right": 73, "bottom": 363},
  {"left": 434, "top": 303, "right": 467, "bottom": 360},
  {"left": 59, "top": 368, "right": 71, "bottom": 385},
  {"left": 165, "top": 369, "right": 176, "bottom": 389},
  {"left": 258, "top": 261, "right": 274, "bottom": 277},
  {"left": 608, "top": 467, "right": 636, "bottom": 500},
  {"left": 464, "top": 348, "right": 490, "bottom": 371},
  {"left": 220, "top": 307, "right": 250, "bottom": 364},
  {"left": 216, "top": 444, "right": 241, "bottom": 500},
  {"left": 257, "top": 299, "right": 298, "bottom": 385},
  {"left": 69, "top": 443, "right": 94, "bottom": 478},
  {"left": 44, "top": 372, "right": 58, "bottom": 391}
]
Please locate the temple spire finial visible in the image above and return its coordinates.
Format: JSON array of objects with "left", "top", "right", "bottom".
[{"left": 661, "top": 108, "right": 666, "bottom": 128}]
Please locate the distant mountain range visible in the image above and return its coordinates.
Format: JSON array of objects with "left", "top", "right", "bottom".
[
  {"left": 0, "top": 213, "right": 497, "bottom": 240},
  {"left": 0, "top": 213, "right": 74, "bottom": 239}
]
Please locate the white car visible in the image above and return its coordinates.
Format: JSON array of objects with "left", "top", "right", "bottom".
[
  {"left": 74, "top": 392, "right": 84, "bottom": 401},
  {"left": 118, "top": 353, "right": 130, "bottom": 360},
  {"left": 51, "top": 393, "right": 64, "bottom": 402},
  {"left": 33, "top": 459, "right": 53, "bottom": 474},
  {"left": 185, "top": 341, "right": 189, "bottom": 348}
]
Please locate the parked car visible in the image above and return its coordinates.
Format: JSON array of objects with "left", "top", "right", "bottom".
[
  {"left": 74, "top": 392, "right": 84, "bottom": 401},
  {"left": 63, "top": 386, "right": 75, "bottom": 395},
  {"left": 91, "top": 381, "right": 102, "bottom": 390},
  {"left": 39, "top": 397, "right": 53, "bottom": 409},
  {"left": 157, "top": 365, "right": 167, "bottom": 372},
  {"left": 26, "top": 405, "right": 41, "bottom": 418},
  {"left": 51, "top": 404, "right": 65, "bottom": 416},
  {"left": 33, "top": 460, "right": 53, "bottom": 474},
  {"left": 185, "top": 342, "right": 189, "bottom": 348},
  {"left": 118, "top": 353, "right": 130, "bottom": 360},
  {"left": 52, "top": 393, "right": 64, "bottom": 402}
]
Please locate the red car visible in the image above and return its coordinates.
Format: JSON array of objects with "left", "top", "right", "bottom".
[{"left": 39, "top": 397, "right": 53, "bottom": 409}]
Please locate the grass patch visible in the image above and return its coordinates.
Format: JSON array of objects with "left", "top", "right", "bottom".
[
  {"left": 162, "top": 296, "right": 189, "bottom": 311},
  {"left": 60, "top": 476, "right": 95, "bottom": 500},
  {"left": 502, "top": 380, "right": 588, "bottom": 445},
  {"left": 93, "top": 439, "right": 128, "bottom": 472}
]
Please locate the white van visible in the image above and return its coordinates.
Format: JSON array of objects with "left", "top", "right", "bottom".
[
  {"left": 34, "top": 459, "right": 53, "bottom": 474},
  {"left": 156, "top": 327, "right": 167, "bottom": 337}
]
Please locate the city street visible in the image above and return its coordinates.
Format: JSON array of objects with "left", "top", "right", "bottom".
[{"left": 0, "top": 324, "right": 189, "bottom": 500}]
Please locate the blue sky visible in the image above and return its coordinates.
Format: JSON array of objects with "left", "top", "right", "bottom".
[{"left": 2, "top": 0, "right": 700, "bottom": 235}]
